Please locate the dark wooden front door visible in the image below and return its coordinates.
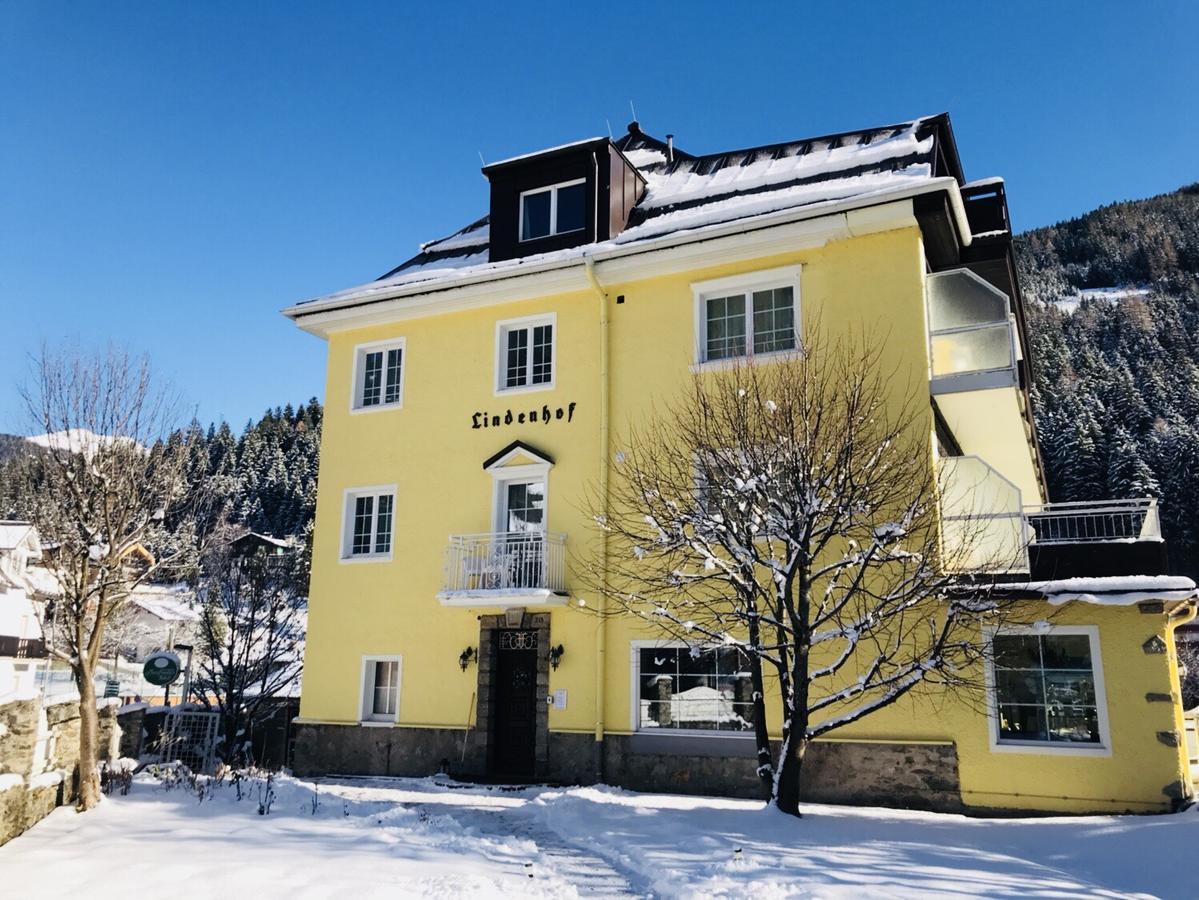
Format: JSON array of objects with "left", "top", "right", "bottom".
[{"left": 492, "top": 629, "right": 538, "bottom": 777}]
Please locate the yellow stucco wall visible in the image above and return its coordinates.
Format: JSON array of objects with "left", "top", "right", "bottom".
[{"left": 298, "top": 222, "right": 1190, "bottom": 813}]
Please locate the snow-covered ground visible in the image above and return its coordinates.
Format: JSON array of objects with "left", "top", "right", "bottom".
[{"left": 2, "top": 772, "right": 1196, "bottom": 898}]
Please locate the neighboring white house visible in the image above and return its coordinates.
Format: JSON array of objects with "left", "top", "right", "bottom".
[{"left": 0, "top": 522, "right": 48, "bottom": 701}]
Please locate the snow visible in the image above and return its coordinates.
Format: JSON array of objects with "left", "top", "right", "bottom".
[
  {"left": 485, "top": 136, "right": 606, "bottom": 169},
  {"left": 1052, "top": 286, "right": 1152, "bottom": 314},
  {"left": 26, "top": 428, "right": 142, "bottom": 459},
  {"left": 620, "top": 147, "right": 667, "bottom": 168},
  {"left": 963, "top": 176, "right": 1005, "bottom": 189},
  {"left": 1000, "top": 574, "right": 1197, "bottom": 605},
  {"left": 2, "top": 773, "right": 1197, "bottom": 898},
  {"left": 28, "top": 770, "right": 63, "bottom": 789},
  {"left": 0, "top": 773, "right": 23, "bottom": 792}
]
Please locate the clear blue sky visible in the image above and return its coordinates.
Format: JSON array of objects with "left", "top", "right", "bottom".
[{"left": 2, "top": 1, "right": 1196, "bottom": 433}]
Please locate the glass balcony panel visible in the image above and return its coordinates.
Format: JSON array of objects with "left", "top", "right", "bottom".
[
  {"left": 939, "top": 456, "right": 1029, "bottom": 574},
  {"left": 928, "top": 270, "right": 1009, "bottom": 330},
  {"left": 931, "top": 324, "right": 1013, "bottom": 378}
]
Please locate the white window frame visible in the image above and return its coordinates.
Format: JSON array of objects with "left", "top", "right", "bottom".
[
  {"left": 628, "top": 639, "right": 755, "bottom": 740},
  {"left": 340, "top": 485, "right": 397, "bottom": 563},
  {"left": 494, "top": 313, "right": 557, "bottom": 395},
  {"left": 691, "top": 265, "right": 802, "bottom": 369},
  {"left": 983, "top": 624, "right": 1112, "bottom": 757},
  {"left": 358, "top": 655, "right": 402, "bottom": 725},
  {"left": 519, "top": 178, "right": 586, "bottom": 242},
  {"left": 350, "top": 338, "right": 406, "bottom": 413}
]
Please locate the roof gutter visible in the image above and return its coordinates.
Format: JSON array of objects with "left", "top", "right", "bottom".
[{"left": 284, "top": 176, "right": 973, "bottom": 326}]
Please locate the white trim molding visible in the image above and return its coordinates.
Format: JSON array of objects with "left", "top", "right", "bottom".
[
  {"left": 358, "top": 655, "right": 402, "bottom": 724},
  {"left": 982, "top": 624, "right": 1112, "bottom": 757},
  {"left": 339, "top": 484, "right": 398, "bottom": 564},
  {"left": 349, "top": 337, "right": 406, "bottom": 413},
  {"left": 494, "top": 312, "right": 557, "bottom": 396},
  {"left": 691, "top": 264, "right": 802, "bottom": 369}
]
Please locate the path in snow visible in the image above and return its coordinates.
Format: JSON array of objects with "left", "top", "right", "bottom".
[{"left": 320, "top": 778, "right": 642, "bottom": 898}]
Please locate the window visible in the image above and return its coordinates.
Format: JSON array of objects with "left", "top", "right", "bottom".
[
  {"left": 496, "top": 315, "right": 555, "bottom": 392},
  {"left": 342, "top": 487, "right": 396, "bottom": 561},
  {"left": 520, "top": 179, "right": 586, "bottom": 241},
  {"left": 633, "top": 644, "right": 756, "bottom": 733},
  {"left": 352, "top": 339, "right": 405, "bottom": 410},
  {"left": 360, "top": 656, "right": 401, "bottom": 723},
  {"left": 988, "top": 628, "right": 1109, "bottom": 750},
  {"left": 694, "top": 268, "right": 800, "bottom": 365}
]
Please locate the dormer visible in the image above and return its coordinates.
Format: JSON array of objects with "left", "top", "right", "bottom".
[{"left": 482, "top": 137, "right": 646, "bottom": 263}]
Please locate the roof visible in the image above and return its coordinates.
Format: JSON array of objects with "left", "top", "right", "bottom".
[
  {"left": 302, "top": 113, "right": 964, "bottom": 310},
  {"left": 128, "top": 584, "right": 199, "bottom": 623},
  {"left": 994, "top": 575, "right": 1197, "bottom": 606},
  {"left": 0, "top": 521, "right": 40, "bottom": 555}
]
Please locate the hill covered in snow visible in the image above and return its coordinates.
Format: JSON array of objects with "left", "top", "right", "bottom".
[{"left": 1017, "top": 184, "right": 1199, "bottom": 574}]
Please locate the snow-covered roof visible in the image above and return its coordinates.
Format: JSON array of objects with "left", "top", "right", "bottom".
[
  {"left": 128, "top": 584, "right": 199, "bottom": 623},
  {"left": 25, "top": 429, "right": 142, "bottom": 459},
  {"left": 298, "top": 114, "right": 961, "bottom": 310},
  {"left": 0, "top": 521, "right": 40, "bottom": 555},
  {"left": 997, "top": 575, "right": 1198, "bottom": 606}
]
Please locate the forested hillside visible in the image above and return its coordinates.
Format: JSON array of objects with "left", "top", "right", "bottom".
[
  {"left": 1017, "top": 184, "right": 1199, "bottom": 574},
  {"left": 0, "top": 398, "right": 322, "bottom": 556}
]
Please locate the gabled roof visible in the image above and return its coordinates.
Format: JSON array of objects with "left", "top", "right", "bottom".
[{"left": 372, "top": 114, "right": 959, "bottom": 288}]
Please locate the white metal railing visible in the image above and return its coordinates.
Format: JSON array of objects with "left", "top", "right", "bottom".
[
  {"left": 1025, "top": 499, "right": 1160, "bottom": 545},
  {"left": 441, "top": 532, "right": 567, "bottom": 595}
]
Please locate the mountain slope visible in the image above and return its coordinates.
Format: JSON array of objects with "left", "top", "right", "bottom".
[{"left": 1017, "top": 184, "right": 1199, "bottom": 574}]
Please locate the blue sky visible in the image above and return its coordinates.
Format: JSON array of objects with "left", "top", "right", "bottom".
[{"left": 2, "top": 1, "right": 1196, "bottom": 433}]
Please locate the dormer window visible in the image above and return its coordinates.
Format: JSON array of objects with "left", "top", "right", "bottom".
[{"left": 519, "top": 179, "right": 587, "bottom": 242}]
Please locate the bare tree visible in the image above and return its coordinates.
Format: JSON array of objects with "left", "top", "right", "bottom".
[
  {"left": 18, "top": 347, "right": 197, "bottom": 810},
  {"left": 192, "top": 529, "right": 305, "bottom": 765},
  {"left": 581, "top": 334, "right": 1030, "bottom": 816}
]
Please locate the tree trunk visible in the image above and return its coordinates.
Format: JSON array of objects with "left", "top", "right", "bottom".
[
  {"left": 75, "top": 667, "right": 102, "bottom": 811},
  {"left": 773, "top": 731, "right": 807, "bottom": 817}
]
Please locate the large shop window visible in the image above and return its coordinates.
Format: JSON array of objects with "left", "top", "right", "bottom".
[
  {"left": 352, "top": 340, "right": 405, "bottom": 411},
  {"left": 990, "top": 629, "right": 1108, "bottom": 748},
  {"left": 635, "top": 645, "right": 756, "bottom": 733},
  {"left": 342, "top": 488, "right": 395, "bottom": 561},
  {"left": 361, "top": 656, "right": 401, "bottom": 723},
  {"left": 497, "top": 315, "right": 555, "bottom": 392}
]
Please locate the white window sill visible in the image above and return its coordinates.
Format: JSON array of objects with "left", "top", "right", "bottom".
[
  {"left": 494, "top": 381, "right": 556, "bottom": 398},
  {"left": 350, "top": 402, "right": 403, "bottom": 415},
  {"left": 690, "top": 348, "right": 803, "bottom": 373},
  {"left": 634, "top": 729, "right": 755, "bottom": 740},
  {"left": 358, "top": 719, "right": 398, "bottom": 728},
  {"left": 339, "top": 553, "right": 394, "bottom": 565},
  {"left": 989, "top": 740, "right": 1111, "bottom": 758}
]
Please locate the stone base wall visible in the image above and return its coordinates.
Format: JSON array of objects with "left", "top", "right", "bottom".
[
  {"left": 0, "top": 695, "right": 136, "bottom": 846},
  {"left": 293, "top": 723, "right": 963, "bottom": 812}
]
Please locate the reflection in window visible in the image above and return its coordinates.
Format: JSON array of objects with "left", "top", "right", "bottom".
[
  {"left": 501, "top": 320, "right": 554, "bottom": 389},
  {"left": 702, "top": 285, "right": 795, "bottom": 362},
  {"left": 637, "top": 647, "right": 755, "bottom": 732},
  {"left": 520, "top": 180, "right": 586, "bottom": 241},
  {"left": 992, "top": 633, "right": 1100, "bottom": 744}
]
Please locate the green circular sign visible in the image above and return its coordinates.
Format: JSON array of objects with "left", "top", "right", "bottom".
[{"left": 143, "top": 652, "right": 181, "bottom": 686}]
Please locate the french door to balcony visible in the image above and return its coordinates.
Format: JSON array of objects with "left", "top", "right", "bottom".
[{"left": 500, "top": 479, "right": 545, "bottom": 589}]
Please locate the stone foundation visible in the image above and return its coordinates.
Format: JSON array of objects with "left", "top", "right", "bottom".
[{"left": 293, "top": 723, "right": 963, "bottom": 811}]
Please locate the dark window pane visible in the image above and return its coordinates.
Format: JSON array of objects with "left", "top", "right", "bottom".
[
  {"left": 352, "top": 496, "right": 374, "bottom": 555},
  {"left": 361, "top": 351, "right": 383, "bottom": 406},
  {"left": 998, "top": 704, "right": 1048, "bottom": 742},
  {"left": 996, "top": 669, "right": 1043, "bottom": 705},
  {"left": 1043, "top": 671, "right": 1095, "bottom": 707},
  {"left": 532, "top": 324, "right": 553, "bottom": 384},
  {"left": 1041, "top": 635, "right": 1093, "bottom": 670},
  {"left": 992, "top": 635, "right": 1040, "bottom": 670},
  {"left": 555, "top": 182, "right": 586, "bottom": 234},
  {"left": 752, "top": 287, "right": 795, "bottom": 353},
  {"left": 706, "top": 295, "right": 746, "bottom": 360},
  {"left": 641, "top": 648, "right": 679, "bottom": 675},
  {"left": 521, "top": 190, "right": 551, "bottom": 240},
  {"left": 506, "top": 328, "right": 528, "bottom": 387},
  {"left": 374, "top": 494, "right": 393, "bottom": 554},
  {"left": 384, "top": 348, "right": 402, "bottom": 404},
  {"left": 1047, "top": 706, "right": 1100, "bottom": 743}
]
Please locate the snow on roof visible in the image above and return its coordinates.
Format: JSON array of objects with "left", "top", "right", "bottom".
[
  {"left": 296, "top": 114, "right": 952, "bottom": 310},
  {"left": 998, "top": 575, "right": 1198, "bottom": 606},
  {"left": 129, "top": 584, "right": 199, "bottom": 623},
  {"left": 0, "top": 521, "right": 39, "bottom": 554},
  {"left": 484, "top": 136, "right": 606, "bottom": 170}
]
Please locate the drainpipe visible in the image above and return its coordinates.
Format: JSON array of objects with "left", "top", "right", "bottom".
[{"left": 584, "top": 254, "right": 609, "bottom": 782}]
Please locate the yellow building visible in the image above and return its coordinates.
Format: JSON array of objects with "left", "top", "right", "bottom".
[{"left": 285, "top": 114, "right": 1197, "bottom": 814}]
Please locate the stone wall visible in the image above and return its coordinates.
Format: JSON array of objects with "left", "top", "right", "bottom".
[
  {"left": 0, "top": 695, "right": 138, "bottom": 846},
  {"left": 293, "top": 722, "right": 964, "bottom": 812}
]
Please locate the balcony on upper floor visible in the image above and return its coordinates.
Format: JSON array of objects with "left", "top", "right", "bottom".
[
  {"left": 928, "top": 268, "right": 1019, "bottom": 396},
  {"left": 939, "top": 458, "right": 1166, "bottom": 578},
  {"left": 437, "top": 531, "right": 568, "bottom": 608}
]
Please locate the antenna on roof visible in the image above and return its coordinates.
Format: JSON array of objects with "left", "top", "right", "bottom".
[
  {"left": 629, "top": 100, "right": 638, "bottom": 124},
  {"left": 477, "top": 150, "right": 486, "bottom": 169},
  {"left": 605, "top": 118, "right": 613, "bottom": 140}
]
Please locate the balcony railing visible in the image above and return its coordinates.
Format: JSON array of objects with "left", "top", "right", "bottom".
[
  {"left": 1025, "top": 499, "right": 1160, "bottom": 545},
  {"left": 439, "top": 531, "right": 567, "bottom": 602}
]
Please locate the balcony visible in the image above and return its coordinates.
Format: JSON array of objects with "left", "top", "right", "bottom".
[
  {"left": 928, "top": 268, "right": 1019, "bottom": 396},
  {"left": 1025, "top": 499, "right": 1167, "bottom": 578},
  {"left": 437, "top": 531, "right": 568, "bottom": 608}
]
